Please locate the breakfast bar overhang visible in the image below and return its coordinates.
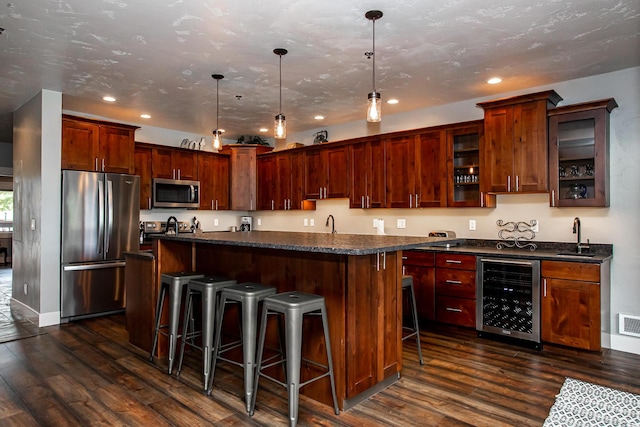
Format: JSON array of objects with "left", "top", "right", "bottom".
[{"left": 152, "top": 231, "right": 459, "bottom": 410}]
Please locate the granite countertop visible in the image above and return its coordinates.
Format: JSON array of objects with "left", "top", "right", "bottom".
[
  {"left": 412, "top": 239, "right": 612, "bottom": 263},
  {"left": 152, "top": 231, "right": 464, "bottom": 255}
]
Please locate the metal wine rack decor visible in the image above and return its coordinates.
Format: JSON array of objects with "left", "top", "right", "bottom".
[{"left": 496, "top": 219, "right": 537, "bottom": 251}]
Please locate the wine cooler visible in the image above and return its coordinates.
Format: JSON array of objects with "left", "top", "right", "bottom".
[{"left": 477, "top": 258, "right": 541, "bottom": 345}]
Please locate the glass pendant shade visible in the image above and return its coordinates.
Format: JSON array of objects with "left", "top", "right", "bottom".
[
  {"left": 212, "top": 130, "right": 222, "bottom": 151},
  {"left": 211, "top": 73, "right": 224, "bottom": 152},
  {"left": 274, "top": 113, "right": 286, "bottom": 139},
  {"left": 367, "top": 91, "right": 381, "bottom": 123}
]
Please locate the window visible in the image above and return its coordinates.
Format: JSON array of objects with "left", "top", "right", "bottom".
[{"left": 0, "top": 191, "right": 13, "bottom": 230}]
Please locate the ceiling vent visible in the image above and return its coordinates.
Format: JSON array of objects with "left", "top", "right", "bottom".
[{"left": 619, "top": 314, "right": 640, "bottom": 337}]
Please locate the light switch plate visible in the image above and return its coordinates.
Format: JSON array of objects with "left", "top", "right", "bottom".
[
  {"left": 304, "top": 218, "right": 308, "bottom": 227},
  {"left": 310, "top": 219, "right": 315, "bottom": 227},
  {"left": 469, "top": 219, "right": 476, "bottom": 231},
  {"left": 214, "top": 219, "right": 219, "bottom": 226}
]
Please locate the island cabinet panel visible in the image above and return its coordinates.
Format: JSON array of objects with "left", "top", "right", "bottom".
[
  {"left": 541, "top": 260, "right": 606, "bottom": 350},
  {"left": 124, "top": 253, "right": 156, "bottom": 354},
  {"left": 349, "top": 138, "right": 386, "bottom": 208},
  {"left": 62, "top": 115, "right": 138, "bottom": 174},
  {"left": 303, "top": 145, "right": 350, "bottom": 200},
  {"left": 478, "top": 90, "right": 562, "bottom": 194},
  {"left": 197, "top": 152, "right": 230, "bottom": 210}
]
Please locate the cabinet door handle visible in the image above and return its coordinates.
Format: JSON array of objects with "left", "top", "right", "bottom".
[
  {"left": 215, "top": 200, "right": 218, "bottom": 210},
  {"left": 551, "top": 190, "right": 555, "bottom": 207},
  {"left": 367, "top": 196, "right": 370, "bottom": 208},
  {"left": 446, "top": 307, "right": 463, "bottom": 313},
  {"left": 148, "top": 197, "right": 151, "bottom": 210},
  {"left": 272, "top": 200, "right": 275, "bottom": 210},
  {"left": 324, "top": 187, "right": 328, "bottom": 199},
  {"left": 515, "top": 175, "right": 519, "bottom": 192},
  {"left": 361, "top": 196, "right": 365, "bottom": 207},
  {"left": 95, "top": 157, "right": 99, "bottom": 171},
  {"left": 543, "top": 278, "right": 547, "bottom": 297},
  {"left": 415, "top": 193, "right": 419, "bottom": 207},
  {"left": 507, "top": 175, "right": 511, "bottom": 192},
  {"left": 177, "top": 169, "right": 181, "bottom": 180},
  {"left": 445, "top": 259, "right": 462, "bottom": 264},
  {"left": 101, "top": 158, "right": 105, "bottom": 171},
  {"left": 480, "top": 192, "right": 484, "bottom": 208},
  {"left": 409, "top": 194, "right": 413, "bottom": 208},
  {"left": 446, "top": 280, "right": 462, "bottom": 285}
]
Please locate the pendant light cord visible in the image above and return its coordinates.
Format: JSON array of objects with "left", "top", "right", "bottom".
[
  {"left": 216, "top": 79, "right": 219, "bottom": 132},
  {"left": 372, "top": 17, "right": 376, "bottom": 93},
  {"left": 279, "top": 53, "right": 283, "bottom": 113}
]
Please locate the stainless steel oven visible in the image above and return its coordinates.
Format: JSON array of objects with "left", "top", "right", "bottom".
[{"left": 477, "top": 258, "right": 541, "bottom": 346}]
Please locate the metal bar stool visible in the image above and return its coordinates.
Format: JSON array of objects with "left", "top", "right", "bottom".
[
  {"left": 149, "top": 271, "right": 204, "bottom": 374},
  {"left": 207, "top": 282, "right": 277, "bottom": 412},
  {"left": 250, "top": 291, "right": 339, "bottom": 427},
  {"left": 176, "top": 275, "right": 237, "bottom": 389},
  {"left": 402, "top": 275, "right": 424, "bottom": 365}
]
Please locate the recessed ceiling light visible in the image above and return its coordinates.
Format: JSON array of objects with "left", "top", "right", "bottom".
[
  {"left": 103, "top": 96, "right": 116, "bottom": 102},
  {"left": 487, "top": 77, "right": 502, "bottom": 85},
  {"left": 259, "top": 128, "right": 269, "bottom": 133},
  {"left": 314, "top": 115, "right": 325, "bottom": 120},
  {"left": 140, "top": 114, "right": 151, "bottom": 119},
  {"left": 387, "top": 99, "right": 399, "bottom": 105}
]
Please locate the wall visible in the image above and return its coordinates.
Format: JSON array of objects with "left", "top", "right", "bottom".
[
  {"left": 0, "top": 142, "right": 13, "bottom": 175},
  {"left": 12, "top": 90, "right": 62, "bottom": 326}
]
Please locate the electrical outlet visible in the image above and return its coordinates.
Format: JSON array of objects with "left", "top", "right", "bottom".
[
  {"left": 469, "top": 219, "right": 477, "bottom": 231},
  {"left": 532, "top": 220, "right": 539, "bottom": 232},
  {"left": 310, "top": 219, "right": 315, "bottom": 227},
  {"left": 214, "top": 219, "right": 219, "bottom": 226},
  {"left": 304, "top": 218, "right": 308, "bottom": 227},
  {"left": 257, "top": 218, "right": 262, "bottom": 226},
  {"left": 397, "top": 219, "right": 406, "bottom": 229},
  {"left": 373, "top": 219, "right": 379, "bottom": 227}
]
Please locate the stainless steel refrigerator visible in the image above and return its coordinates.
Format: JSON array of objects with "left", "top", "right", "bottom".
[{"left": 61, "top": 170, "right": 140, "bottom": 320}]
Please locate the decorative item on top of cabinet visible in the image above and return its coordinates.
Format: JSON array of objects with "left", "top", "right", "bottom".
[
  {"left": 303, "top": 144, "right": 350, "bottom": 200},
  {"left": 548, "top": 98, "right": 617, "bottom": 207},
  {"left": 434, "top": 253, "right": 477, "bottom": 327},
  {"left": 349, "top": 137, "right": 386, "bottom": 208},
  {"left": 197, "top": 151, "right": 230, "bottom": 210},
  {"left": 220, "top": 144, "right": 273, "bottom": 210},
  {"left": 62, "top": 115, "right": 139, "bottom": 174},
  {"left": 478, "top": 90, "right": 562, "bottom": 194},
  {"left": 541, "top": 259, "right": 609, "bottom": 351}
]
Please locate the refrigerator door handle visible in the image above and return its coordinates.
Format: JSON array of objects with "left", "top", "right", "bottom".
[
  {"left": 106, "top": 179, "right": 114, "bottom": 253},
  {"left": 63, "top": 261, "right": 127, "bottom": 271},
  {"left": 97, "top": 180, "right": 105, "bottom": 254}
]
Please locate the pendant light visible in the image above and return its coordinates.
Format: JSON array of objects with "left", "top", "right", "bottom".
[
  {"left": 365, "top": 10, "right": 383, "bottom": 123},
  {"left": 212, "top": 73, "right": 224, "bottom": 152},
  {"left": 274, "top": 48, "right": 288, "bottom": 139}
]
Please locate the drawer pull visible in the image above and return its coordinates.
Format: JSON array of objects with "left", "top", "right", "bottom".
[
  {"left": 402, "top": 256, "right": 408, "bottom": 260},
  {"left": 445, "top": 307, "right": 463, "bottom": 313},
  {"left": 446, "top": 280, "right": 462, "bottom": 285},
  {"left": 445, "top": 259, "right": 462, "bottom": 264}
]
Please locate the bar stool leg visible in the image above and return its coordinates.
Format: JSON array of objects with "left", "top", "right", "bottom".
[
  {"left": 241, "top": 295, "right": 259, "bottom": 412},
  {"left": 407, "top": 282, "right": 424, "bottom": 365},
  {"left": 176, "top": 287, "right": 194, "bottom": 376},
  {"left": 321, "top": 308, "right": 340, "bottom": 414},
  {"left": 249, "top": 303, "right": 270, "bottom": 416},
  {"left": 167, "top": 282, "right": 184, "bottom": 374},
  {"left": 201, "top": 285, "right": 217, "bottom": 389},
  {"left": 207, "top": 294, "right": 227, "bottom": 395},
  {"left": 149, "top": 285, "right": 166, "bottom": 362},
  {"left": 284, "top": 309, "right": 304, "bottom": 427}
]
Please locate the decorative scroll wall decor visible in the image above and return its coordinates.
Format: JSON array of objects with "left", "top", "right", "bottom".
[{"left": 496, "top": 219, "right": 537, "bottom": 251}]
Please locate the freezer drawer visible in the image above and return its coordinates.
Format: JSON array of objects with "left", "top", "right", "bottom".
[{"left": 61, "top": 261, "right": 126, "bottom": 319}]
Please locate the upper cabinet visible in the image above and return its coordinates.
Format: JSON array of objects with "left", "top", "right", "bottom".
[
  {"left": 221, "top": 144, "right": 273, "bottom": 211},
  {"left": 548, "top": 98, "right": 617, "bottom": 207},
  {"left": 303, "top": 145, "right": 350, "bottom": 200},
  {"left": 386, "top": 130, "right": 447, "bottom": 208},
  {"left": 258, "top": 150, "right": 308, "bottom": 211},
  {"left": 478, "top": 90, "right": 562, "bottom": 194},
  {"left": 349, "top": 138, "right": 386, "bottom": 209},
  {"left": 198, "top": 151, "right": 230, "bottom": 210},
  {"left": 134, "top": 144, "right": 153, "bottom": 210},
  {"left": 62, "top": 115, "right": 138, "bottom": 174},
  {"left": 151, "top": 146, "right": 198, "bottom": 181}
]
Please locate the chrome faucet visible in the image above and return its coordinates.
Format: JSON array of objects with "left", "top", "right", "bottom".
[
  {"left": 326, "top": 215, "right": 336, "bottom": 234},
  {"left": 573, "top": 217, "right": 590, "bottom": 253}
]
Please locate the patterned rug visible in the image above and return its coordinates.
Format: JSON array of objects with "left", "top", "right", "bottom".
[{"left": 544, "top": 377, "right": 640, "bottom": 426}]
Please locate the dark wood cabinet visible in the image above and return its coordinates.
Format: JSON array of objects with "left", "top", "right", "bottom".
[
  {"left": 258, "top": 151, "right": 305, "bottom": 210},
  {"left": 349, "top": 138, "right": 386, "bottom": 208},
  {"left": 134, "top": 144, "right": 153, "bottom": 210},
  {"left": 434, "top": 253, "right": 477, "bottom": 327},
  {"left": 198, "top": 152, "right": 230, "bottom": 210},
  {"left": 257, "top": 155, "right": 277, "bottom": 210},
  {"left": 151, "top": 146, "right": 198, "bottom": 180},
  {"left": 402, "top": 250, "right": 435, "bottom": 321},
  {"left": 385, "top": 130, "right": 447, "bottom": 208},
  {"left": 62, "top": 115, "right": 138, "bottom": 173},
  {"left": 221, "top": 144, "right": 273, "bottom": 211},
  {"left": 478, "top": 90, "right": 562, "bottom": 193},
  {"left": 548, "top": 98, "right": 617, "bottom": 207},
  {"left": 541, "top": 260, "right": 607, "bottom": 351},
  {"left": 303, "top": 145, "right": 349, "bottom": 200}
]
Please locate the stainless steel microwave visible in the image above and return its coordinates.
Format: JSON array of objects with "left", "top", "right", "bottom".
[{"left": 152, "top": 178, "right": 200, "bottom": 209}]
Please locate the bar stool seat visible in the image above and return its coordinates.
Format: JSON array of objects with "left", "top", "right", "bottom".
[
  {"left": 207, "top": 282, "right": 277, "bottom": 411},
  {"left": 176, "top": 275, "right": 237, "bottom": 389},
  {"left": 250, "top": 291, "right": 339, "bottom": 427},
  {"left": 150, "top": 271, "right": 204, "bottom": 374},
  {"left": 402, "top": 275, "right": 424, "bottom": 365}
]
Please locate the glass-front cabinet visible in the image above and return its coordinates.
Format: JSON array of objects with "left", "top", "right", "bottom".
[
  {"left": 548, "top": 99, "right": 617, "bottom": 207},
  {"left": 446, "top": 122, "right": 487, "bottom": 207}
]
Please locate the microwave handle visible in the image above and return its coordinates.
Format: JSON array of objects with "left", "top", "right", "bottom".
[{"left": 189, "top": 185, "right": 195, "bottom": 202}]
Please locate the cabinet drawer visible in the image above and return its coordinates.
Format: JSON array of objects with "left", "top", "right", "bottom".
[
  {"left": 435, "top": 269, "right": 476, "bottom": 298},
  {"left": 541, "top": 260, "right": 600, "bottom": 282},
  {"left": 435, "top": 296, "right": 476, "bottom": 328},
  {"left": 436, "top": 253, "right": 476, "bottom": 270},
  {"left": 402, "top": 250, "right": 435, "bottom": 267}
]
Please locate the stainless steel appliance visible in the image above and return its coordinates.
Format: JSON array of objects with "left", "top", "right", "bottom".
[
  {"left": 141, "top": 220, "right": 191, "bottom": 245},
  {"left": 152, "top": 178, "right": 200, "bottom": 209},
  {"left": 61, "top": 170, "right": 140, "bottom": 320},
  {"left": 240, "top": 216, "right": 252, "bottom": 231},
  {"left": 476, "top": 257, "right": 541, "bottom": 347}
]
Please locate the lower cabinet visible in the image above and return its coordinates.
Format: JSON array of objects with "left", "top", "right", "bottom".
[
  {"left": 435, "top": 253, "right": 477, "bottom": 327},
  {"left": 541, "top": 260, "right": 607, "bottom": 351},
  {"left": 402, "top": 250, "right": 435, "bottom": 321}
]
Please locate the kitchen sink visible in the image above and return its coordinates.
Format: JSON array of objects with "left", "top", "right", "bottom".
[{"left": 555, "top": 252, "right": 596, "bottom": 257}]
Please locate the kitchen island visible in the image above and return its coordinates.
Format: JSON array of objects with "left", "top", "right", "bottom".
[{"left": 150, "top": 231, "right": 459, "bottom": 410}]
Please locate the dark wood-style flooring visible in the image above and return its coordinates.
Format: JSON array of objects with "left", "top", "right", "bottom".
[{"left": 1, "top": 309, "right": 640, "bottom": 427}]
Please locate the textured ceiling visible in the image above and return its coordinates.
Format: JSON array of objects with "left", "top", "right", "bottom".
[{"left": 0, "top": 0, "right": 639, "bottom": 143}]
